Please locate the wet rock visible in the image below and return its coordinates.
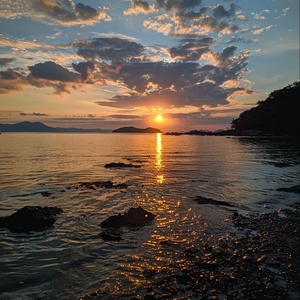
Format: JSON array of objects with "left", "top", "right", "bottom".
[
  {"left": 193, "top": 196, "right": 234, "bottom": 207},
  {"left": 79, "top": 180, "right": 128, "bottom": 189},
  {"left": 99, "top": 231, "right": 121, "bottom": 241},
  {"left": 104, "top": 162, "right": 141, "bottom": 168},
  {"left": 100, "top": 206, "right": 156, "bottom": 228},
  {"left": 277, "top": 184, "right": 300, "bottom": 193},
  {"left": 41, "top": 191, "right": 52, "bottom": 197},
  {"left": 0, "top": 206, "right": 63, "bottom": 233}
]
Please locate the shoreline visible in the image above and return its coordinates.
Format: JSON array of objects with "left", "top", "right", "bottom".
[{"left": 82, "top": 203, "right": 300, "bottom": 300}]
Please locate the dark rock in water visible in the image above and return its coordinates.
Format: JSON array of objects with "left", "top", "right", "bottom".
[
  {"left": 79, "top": 180, "right": 128, "bottom": 189},
  {"left": 100, "top": 206, "right": 156, "bottom": 228},
  {"left": 41, "top": 191, "right": 52, "bottom": 197},
  {"left": 0, "top": 206, "right": 63, "bottom": 233},
  {"left": 100, "top": 214, "right": 127, "bottom": 228},
  {"left": 99, "top": 231, "right": 122, "bottom": 241},
  {"left": 104, "top": 162, "right": 141, "bottom": 168},
  {"left": 193, "top": 196, "right": 234, "bottom": 207},
  {"left": 277, "top": 184, "right": 300, "bottom": 194}
]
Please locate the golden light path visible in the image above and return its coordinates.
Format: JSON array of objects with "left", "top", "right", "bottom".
[{"left": 156, "top": 133, "right": 163, "bottom": 184}]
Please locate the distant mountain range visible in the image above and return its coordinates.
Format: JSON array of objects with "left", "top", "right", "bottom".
[
  {"left": 0, "top": 121, "right": 110, "bottom": 133},
  {"left": 112, "top": 126, "right": 161, "bottom": 133}
]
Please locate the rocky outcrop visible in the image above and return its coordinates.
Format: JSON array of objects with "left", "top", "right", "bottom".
[
  {"left": 193, "top": 196, "right": 234, "bottom": 207},
  {"left": 100, "top": 206, "right": 156, "bottom": 228},
  {"left": 277, "top": 184, "right": 300, "bottom": 193},
  {"left": 104, "top": 162, "right": 141, "bottom": 168},
  {"left": 0, "top": 206, "right": 63, "bottom": 233}
]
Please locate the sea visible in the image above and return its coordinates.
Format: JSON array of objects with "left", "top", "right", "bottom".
[{"left": 0, "top": 133, "right": 299, "bottom": 299}]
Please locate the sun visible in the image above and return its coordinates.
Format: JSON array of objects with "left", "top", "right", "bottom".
[{"left": 155, "top": 114, "right": 163, "bottom": 122}]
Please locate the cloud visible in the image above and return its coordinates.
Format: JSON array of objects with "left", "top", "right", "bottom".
[
  {"left": 144, "top": 3, "right": 240, "bottom": 36},
  {"left": 0, "top": 68, "right": 26, "bottom": 94},
  {"left": 252, "top": 25, "right": 273, "bottom": 35},
  {"left": 73, "top": 38, "right": 145, "bottom": 62},
  {"left": 28, "top": 61, "right": 80, "bottom": 82},
  {"left": 124, "top": 0, "right": 156, "bottom": 15},
  {"left": 95, "top": 51, "right": 252, "bottom": 109},
  {"left": 156, "top": 0, "right": 202, "bottom": 12},
  {"left": 0, "top": 38, "right": 67, "bottom": 51},
  {"left": 0, "top": 0, "right": 111, "bottom": 26},
  {"left": 167, "top": 37, "right": 215, "bottom": 61},
  {"left": 72, "top": 61, "right": 95, "bottom": 81},
  {"left": 20, "top": 112, "right": 49, "bottom": 116},
  {"left": 109, "top": 114, "right": 142, "bottom": 120},
  {"left": 0, "top": 58, "right": 15, "bottom": 67},
  {"left": 0, "top": 33, "right": 252, "bottom": 107}
]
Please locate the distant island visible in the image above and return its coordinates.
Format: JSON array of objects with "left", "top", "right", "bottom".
[
  {"left": 113, "top": 126, "right": 162, "bottom": 133},
  {"left": 0, "top": 121, "right": 110, "bottom": 133},
  {"left": 1, "top": 82, "right": 299, "bottom": 136}
]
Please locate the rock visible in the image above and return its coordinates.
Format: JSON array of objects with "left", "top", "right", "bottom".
[
  {"left": 277, "top": 184, "right": 300, "bottom": 194},
  {"left": 193, "top": 196, "right": 234, "bottom": 207},
  {"left": 0, "top": 206, "right": 63, "bottom": 233},
  {"left": 41, "top": 191, "right": 52, "bottom": 197},
  {"left": 104, "top": 162, "right": 141, "bottom": 168},
  {"left": 99, "top": 231, "right": 121, "bottom": 241},
  {"left": 79, "top": 181, "right": 128, "bottom": 189},
  {"left": 100, "top": 206, "right": 156, "bottom": 228}
]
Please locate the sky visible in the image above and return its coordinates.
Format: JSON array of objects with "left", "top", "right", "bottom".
[{"left": 0, "top": 0, "right": 299, "bottom": 132}]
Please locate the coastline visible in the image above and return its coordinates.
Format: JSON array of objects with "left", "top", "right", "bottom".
[{"left": 82, "top": 203, "right": 300, "bottom": 300}]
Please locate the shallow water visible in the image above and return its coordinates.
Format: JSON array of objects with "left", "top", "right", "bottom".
[{"left": 0, "top": 133, "right": 299, "bottom": 299}]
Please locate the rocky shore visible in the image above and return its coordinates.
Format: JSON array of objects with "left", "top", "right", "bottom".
[{"left": 82, "top": 204, "right": 300, "bottom": 300}]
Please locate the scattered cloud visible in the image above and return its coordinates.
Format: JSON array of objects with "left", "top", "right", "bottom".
[
  {"left": 0, "top": 58, "right": 15, "bottom": 67},
  {"left": 20, "top": 112, "right": 49, "bottom": 116},
  {"left": 0, "top": 0, "right": 111, "bottom": 26},
  {"left": 252, "top": 25, "right": 273, "bottom": 35},
  {"left": 124, "top": 0, "right": 156, "bottom": 15}
]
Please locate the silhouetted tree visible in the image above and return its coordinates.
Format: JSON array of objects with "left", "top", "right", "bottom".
[{"left": 231, "top": 81, "right": 300, "bottom": 136}]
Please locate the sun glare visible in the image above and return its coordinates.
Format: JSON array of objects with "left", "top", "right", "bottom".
[{"left": 155, "top": 114, "right": 163, "bottom": 122}]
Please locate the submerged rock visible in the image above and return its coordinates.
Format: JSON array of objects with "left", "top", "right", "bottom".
[
  {"left": 0, "top": 206, "right": 63, "bottom": 233},
  {"left": 79, "top": 181, "right": 128, "bottom": 189},
  {"left": 100, "top": 206, "right": 156, "bottom": 228},
  {"left": 193, "top": 196, "right": 234, "bottom": 207},
  {"left": 277, "top": 184, "right": 300, "bottom": 193},
  {"left": 104, "top": 162, "right": 141, "bottom": 168}
]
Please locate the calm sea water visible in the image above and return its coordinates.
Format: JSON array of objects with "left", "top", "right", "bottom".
[{"left": 0, "top": 133, "right": 299, "bottom": 299}]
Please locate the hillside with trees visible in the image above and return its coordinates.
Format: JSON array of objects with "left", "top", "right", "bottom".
[{"left": 231, "top": 81, "right": 300, "bottom": 136}]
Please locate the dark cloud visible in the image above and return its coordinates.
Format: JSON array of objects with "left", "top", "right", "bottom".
[
  {"left": 30, "top": 0, "right": 109, "bottom": 25},
  {"left": 156, "top": 0, "right": 202, "bottom": 11},
  {"left": 192, "top": 16, "right": 239, "bottom": 35},
  {"left": 0, "top": 68, "right": 26, "bottom": 94},
  {"left": 0, "top": 58, "right": 15, "bottom": 67},
  {"left": 28, "top": 61, "right": 80, "bottom": 82},
  {"left": 72, "top": 61, "right": 95, "bottom": 81},
  {"left": 95, "top": 56, "right": 250, "bottom": 109},
  {"left": 167, "top": 37, "right": 215, "bottom": 61},
  {"left": 109, "top": 114, "right": 142, "bottom": 119},
  {"left": 73, "top": 38, "right": 144, "bottom": 62},
  {"left": 212, "top": 4, "right": 237, "bottom": 19},
  {"left": 20, "top": 112, "right": 49, "bottom": 116}
]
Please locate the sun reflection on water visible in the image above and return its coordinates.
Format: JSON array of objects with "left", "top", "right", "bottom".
[{"left": 155, "top": 133, "right": 164, "bottom": 184}]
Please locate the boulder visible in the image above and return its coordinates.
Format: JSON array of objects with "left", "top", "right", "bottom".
[
  {"left": 100, "top": 206, "right": 156, "bottom": 228},
  {"left": 104, "top": 162, "right": 141, "bottom": 168},
  {"left": 0, "top": 206, "right": 63, "bottom": 233},
  {"left": 193, "top": 196, "right": 234, "bottom": 207}
]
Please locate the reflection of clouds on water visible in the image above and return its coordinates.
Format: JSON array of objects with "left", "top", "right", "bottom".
[{"left": 156, "top": 133, "right": 164, "bottom": 184}]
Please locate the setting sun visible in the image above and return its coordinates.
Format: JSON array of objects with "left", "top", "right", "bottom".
[{"left": 155, "top": 115, "right": 163, "bottom": 122}]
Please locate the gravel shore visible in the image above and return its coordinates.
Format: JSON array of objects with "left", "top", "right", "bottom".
[{"left": 82, "top": 204, "right": 300, "bottom": 300}]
